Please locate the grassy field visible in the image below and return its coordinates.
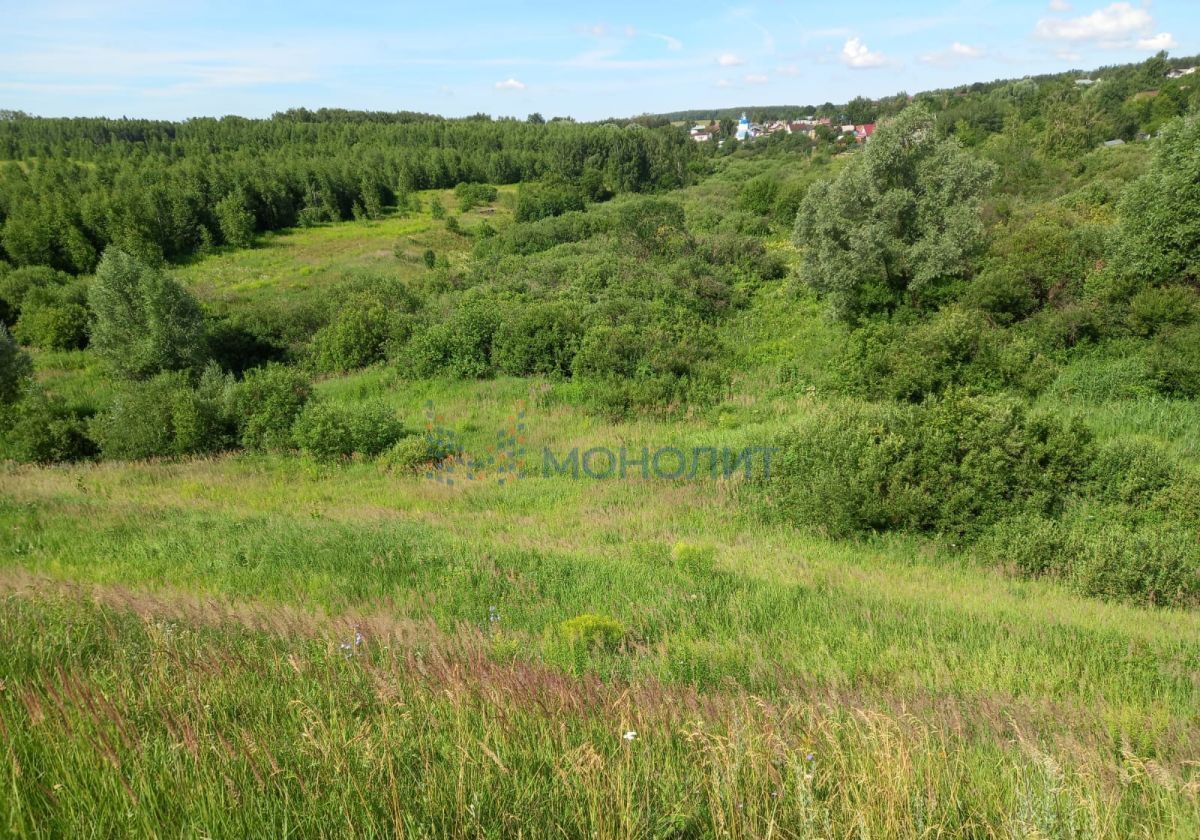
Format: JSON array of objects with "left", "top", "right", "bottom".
[
  {"left": 2, "top": 188, "right": 1199, "bottom": 837},
  {"left": 173, "top": 187, "right": 516, "bottom": 310}
]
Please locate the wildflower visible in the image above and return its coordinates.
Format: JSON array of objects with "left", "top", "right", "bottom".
[
  {"left": 340, "top": 630, "right": 365, "bottom": 656},
  {"left": 488, "top": 606, "right": 501, "bottom": 624},
  {"left": 622, "top": 730, "right": 637, "bottom": 741},
  {"left": 806, "top": 753, "right": 814, "bottom": 762}
]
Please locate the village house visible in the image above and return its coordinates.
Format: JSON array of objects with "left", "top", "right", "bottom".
[{"left": 689, "top": 121, "right": 719, "bottom": 142}]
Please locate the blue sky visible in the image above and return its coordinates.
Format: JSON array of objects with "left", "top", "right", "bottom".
[{"left": 2, "top": 1, "right": 1196, "bottom": 120}]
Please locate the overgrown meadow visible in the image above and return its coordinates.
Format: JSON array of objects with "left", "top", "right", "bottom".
[{"left": 1, "top": 55, "right": 1199, "bottom": 837}]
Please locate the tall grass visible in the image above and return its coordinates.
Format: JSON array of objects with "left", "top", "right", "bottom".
[{"left": 2, "top": 588, "right": 1194, "bottom": 838}]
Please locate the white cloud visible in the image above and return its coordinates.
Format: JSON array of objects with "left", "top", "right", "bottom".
[
  {"left": 494, "top": 78, "right": 526, "bottom": 90},
  {"left": 1035, "top": 2, "right": 1152, "bottom": 44},
  {"left": 648, "top": 32, "right": 683, "bottom": 51},
  {"left": 921, "top": 41, "right": 984, "bottom": 64},
  {"left": 715, "top": 78, "right": 734, "bottom": 88},
  {"left": 1049, "top": 0, "right": 1072, "bottom": 11},
  {"left": 717, "top": 52, "right": 744, "bottom": 66},
  {"left": 841, "top": 37, "right": 887, "bottom": 68},
  {"left": 775, "top": 63, "right": 801, "bottom": 77},
  {"left": 744, "top": 73, "right": 768, "bottom": 84},
  {"left": 1137, "top": 32, "right": 1178, "bottom": 51}
]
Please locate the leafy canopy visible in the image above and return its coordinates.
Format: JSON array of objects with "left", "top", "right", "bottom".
[
  {"left": 1111, "top": 114, "right": 1200, "bottom": 289},
  {"left": 795, "top": 105, "right": 995, "bottom": 323},
  {"left": 87, "top": 247, "right": 208, "bottom": 379}
]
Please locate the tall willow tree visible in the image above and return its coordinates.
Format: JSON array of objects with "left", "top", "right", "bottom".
[
  {"left": 88, "top": 248, "right": 208, "bottom": 379},
  {"left": 795, "top": 105, "right": 995, "bottom": 323}
]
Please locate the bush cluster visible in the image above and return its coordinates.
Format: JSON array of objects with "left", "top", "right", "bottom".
[
  {"left": 765, "top": 393, "right": 1094, "bottom": 538},
  {"left": 453, "top": 182, "right": 498, "bottom": 213},
  {"left": 291, "top": 400, "right": 406, "bottom": 462},
  {"left": 90, "top": 368, "right": 238, "bottom": 460}
]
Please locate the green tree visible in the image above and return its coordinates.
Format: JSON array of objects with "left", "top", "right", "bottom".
[
  {"left": 0, "top": 323, "right": 32, "bottom": 404},
  {"left": 795, "top": 105, "right": 995, "bottom": 322},
  {"left": 88, "top": 247, "right": 208, "bottom": 379},
  {"left": 215, "top": 193, "right": 256, "bottom": 248},
  {"left": 234, "top": 363, "right": 312, "bottom": 452},
  {"left": 1111, "top": 115, "right": 1200, "bottom": 289}
]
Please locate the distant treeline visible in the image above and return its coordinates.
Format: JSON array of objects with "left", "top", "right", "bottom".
[
  {"left": 0, "top": 115, "right": 702, "bottom": 273},
  {"left": 649, "top": 52, "right": 1200, "bottom": 128}
]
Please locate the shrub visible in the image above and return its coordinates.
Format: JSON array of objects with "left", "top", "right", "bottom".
[
  {"left": 1, "top": 389, "right": 96, "bottom": 463},
  {"left": 290, "top": 402, "right": 357, "bottom": 461},
  {"left": 89, "top": 375, "right": 177, "bottom": 459},
  {"left": 961, "top": 265, "right": 1037, "bottom": 325},
  {"left": 90, "top": 369, "right": 237, "bottom": 460},
  {"left": 556, "top": 613, "right": 625, "bottom": 652},
  {"left": 515, "top": 180, "right": 585, "bottom": 223},
  {"left": 12, "top": 282, "right": 89, "bottom": 350},
  {"left": 1071, "top": 519, "right": 1197, "bottom": 607},
  {"left": 613, "top": 197, "right": 687, "bottom": 254},
  {"left": 0, "top": 265, "right": 72, "bottom": 326},
  {"left": 0, "top": 324, "right": 33, "bottom": 404},
  {"left": 571, "top": 324, "right": 644, "bottom": 380},
  {"left": 235, "top": 364, "right": 313, "bottom": 452},
  {"left": 847, "top": 308, "right": 1005, "bottom": 401},
  {"left": 974, "top": 513, "right": 1068, "bottom": 579},
  {"left": 1146, "top": 323, "right": 1200, "bottom": 397},
  {"left": 307, "top": 303, "right": 406, "bottom": 373},
  {"left": 491, "top": 302, "right": 583, "bottom": 377},
  {"left": 215, "top": 193, "right": 256, "bottom": 248},
  {"left": 291, "top": 400, "right": 405, "bottom": 462},
  {"left": 1151, "top": 472, "right": 1200, "bottom": 525},
  {"left": 982, "top": 207, "right": 1107, "bottom": 307},
  {"left": 765, "top": 394, "right": 1094, "bottom": 538},
  {"left": 1089, "top": 440, "right": 1175, "bottom": 507},
  {"left": 1109, "top": 114, "right": 1200, "bottom": 288},
  {"left": 979, "top": 508, "right": 1198, "bottom": 608},
  {"left": 739, "top": 174, "right": 779, "bottom": 215},
  {"left": 1016, "top": 302, "right": 1104, "bottom": 353},
  {"left": 173, "top": 367, "right": 239, "bottom": 455},
  {"left": 454, "top": 182, "right": 497, "bottom": 212},
  {"left": 1127, "top": 285, "right": 1197, "bottom": 337},
  {"left": 380, "top": 433, "right": 449, "bottom": 473},
  {"left": 485, "top": 211, "right": 601, "bottom": 256},
  {"left": 403, "top": 301, "right": 498, "bottom": 379}
]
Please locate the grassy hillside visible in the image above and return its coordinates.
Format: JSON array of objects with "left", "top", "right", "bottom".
[{"left": 2, "top": 82, "right": 1200, "bottom": 834}]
